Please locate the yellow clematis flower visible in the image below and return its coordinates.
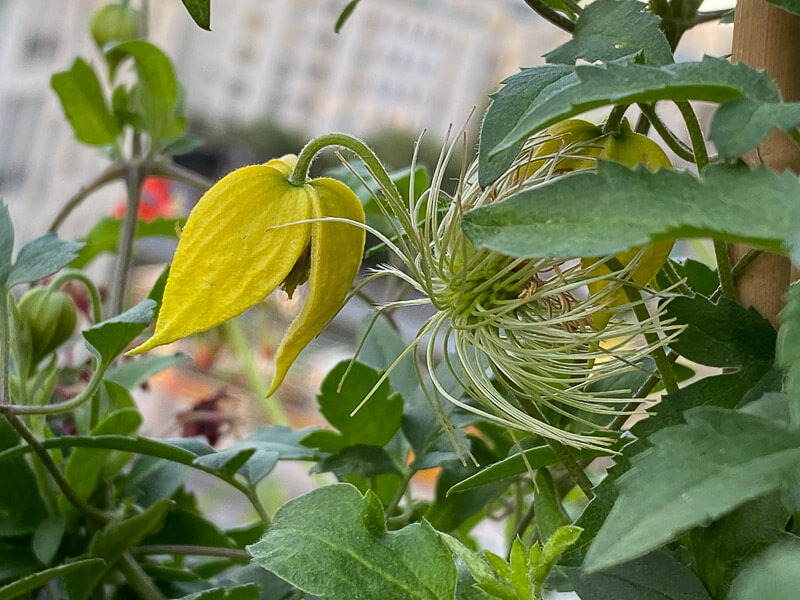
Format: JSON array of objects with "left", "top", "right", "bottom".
[{"left": 129, "top": 154, "right": 366, "bottom": 395}]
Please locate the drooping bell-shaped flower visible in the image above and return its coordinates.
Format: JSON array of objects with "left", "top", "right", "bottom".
[{"left": 129, "top": 154, "right": 366, "bottom": 394}]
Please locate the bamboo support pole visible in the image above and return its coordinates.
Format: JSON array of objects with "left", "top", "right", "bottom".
[{"left": 729, "top": 0, "right": 800, "bottom": 327}]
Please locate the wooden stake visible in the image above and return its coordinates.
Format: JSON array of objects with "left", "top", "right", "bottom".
[{"left": 729, "top": 0, "right": 800, "bottom": 327}]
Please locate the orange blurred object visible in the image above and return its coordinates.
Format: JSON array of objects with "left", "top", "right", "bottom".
[{"left": 112, "top": 178, "right": 176, "bottom": 222}]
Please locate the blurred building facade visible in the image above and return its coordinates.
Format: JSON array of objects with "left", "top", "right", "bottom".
[{"left": 0, "top": 0, "right": 563, "bottom": 244}]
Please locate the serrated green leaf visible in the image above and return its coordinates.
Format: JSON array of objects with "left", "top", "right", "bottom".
[
  {"left": 82, "top": 299, "right": 156, "bottom": 366},
  {"left": 585, "top": 407, "right": 800, "bottom": 572},
  {"left": 508, "top": 538, "right": 531, "bottom": 599},
  {"left": 0, "top": 558, "right": 105, "bottom": 600},
  {"left": 0, "top": 204, "right": 12, "bottom": 286},
  {"left": 710, "top": 96, "right": 800, "bottom": 157},
  {"left": 764, "top": 0, "right": 800, "bottom": 14},
  {"left": 478, "top": 65, "right": 575, "bottom": 187},
  {"left": 335, "top": 0, "right": 361, "bottom": 32},
  {"left": 248, "top": 483, "right": 457, "bottom": 600},
  {"left": 490, "top": 57, "right": 778, "bottom": 158},
  {"left": 180, "top": 0, "right": 211, "bottom": 29},
  {"left": 51, "top": 58, "right": 119, "bottom": 145},
  {"left": 463, "top": 162, "right": 800, "bottom": 259},
  {"left": 312, "top": 444, "right": 399, "bottom": 478},
  {"left": 6, "top": 234, "right": 83, "bottom": 288},
  {"left": 106, "top": 353, "right": 185, "bottom": 389},
  {"left": 71, "top": 216, "right": 183, "bottom": 268},
  {"left": 439, "top": 533, "right": 497, "bottom": 584},
  {"left": 729, "top": 542, "right": 800, "bottom": 600},
  {"left": 570, "top": 551, "right": 711, "bottom": 600},
  {"left": 302, "top": 361, "right": 403, "bottom": 453},
  {"left": 545, "top": 0, "right": 672, "bottom": 66},
  {"left": 666, "top": 296, "right": 775, "bottom": 368},
  {"left": 691, "top": 493, "right": 792, "bottom": 598}
]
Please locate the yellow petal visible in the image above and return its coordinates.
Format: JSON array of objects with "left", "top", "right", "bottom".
[
  {"left": 264, "top": 154, "right": 298, "bottom": 176},
  {"left": 268, "top": 177, "right": 366, "bottom": 394},
  {"left": 129, "top": 164, "right": 312, "bottom": 354}
]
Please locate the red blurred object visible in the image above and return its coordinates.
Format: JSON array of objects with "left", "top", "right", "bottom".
[
  {"left": 179, "top": 390, "right": 230, "bottom": 446},
  {"left": 112, "top": 178, "right": 176, "bottom": 222}
]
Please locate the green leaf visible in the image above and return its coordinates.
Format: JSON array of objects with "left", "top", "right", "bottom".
[
  {"left": 180, "top": 0, "right": 211, "bottom": 29},
  {"left": 534, "top": 468, "right": 570, "bottom": 543},
  {"left": 109, "top": 41, "right": 183, "bottom": 142},
  {"left": 490, "top": 57, "right": 778, "bottom": 157},
  {"left": 569, "top": 551, "right": 711, "bottom": 600},
  {"left": 0, "top": 204, "right": 12, "bottom": 286},
  {"left": 462, "top": 162, "right": 800, "bottom": 259},
  {"left": 545, "top": 0, "right": 672, "bottom": 66},
  {"left": 439, "top": 533, "right": 497, "bottom": 584},
  {"left": 656, "top": 258, "right": 719, "bottom": 297},
  {"left": 237, "top": 449, "right": 280, "bottom": 485},
  {"left": 248, "top": 484, "right": 457, "bottom": 600},
  {"left": 71, "top": 216, "right": 183, "bottom": 268},
  {"left": 143, "top": 497, "right": 236, "bottom": 549},
  {"left": 335, "top": 0, "right": 361, "bottom": 33},
  {"left": 478, "top": 65, "right": 575, "bottom": 187},
  {"left": 777, "top": 282, "right": 800, "bottom": 424},
  {"left": 690, "top": 493, "right": 793, "bottom": 598},
  {"left": 584, "top": 407, "right": 800, "bottom": 572},
  {"left": 709, "top": 97, "right": 800, "bottom": 158},
  {"left": 729, "top": 542, "right": 800, "bottom": 600},
  {"left": 83, "top": 298, "right": 156, "bottom": 365},
  {"left": 176, "top": 586, "right": 260, "bottom": 600},
  {"left": 6, "top": 234, "right": 83, "bottom": 288},
  {"left": 764, "top": 0, "right": 800, "bottom": 14},
  {"left": 240, "top": 425, "right": 321, "bottom": 460},
  {"left": 106, "top": 353, "right": 186, "bottom": 389},
  {"left": 62, "top": 407, "right": 142, "bottom": 513},
  {"left": 0, "top": 559, "right": 105, "bottom": 600},
  {"left": 302, "top": 361, "right": 403, "bottom": 453},
  {"left": 313, "top": 445, "right": 399, "bottom": 478},
  {"left": 51, "top": 58, "right": 119, "bottom": 145},
  {"left": 448, "top": 444, "right": 603, "bottom": 495},
  {"left": 666, "top": 295, "right": 776, "bottom": 368},
  {"left": 193, "top": 447, "right": 256, "bottom": 477},
  {"left": 32, "top": 517, "right": 66, "bottom": 564},
  {"left": 0, "top": 447, "right": 48, "bottom": 535}
]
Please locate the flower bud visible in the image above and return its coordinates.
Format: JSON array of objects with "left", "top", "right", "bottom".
[{"left": 17, "top": 287, "right": 77, "bottom": 368}]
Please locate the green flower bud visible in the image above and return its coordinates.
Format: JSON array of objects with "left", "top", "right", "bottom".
[
  {"left": 90, "top": 3, "right": 141, "bottom": 49},
  {"left": 17, "top": 287, "right": 77, "bottom": 368}
]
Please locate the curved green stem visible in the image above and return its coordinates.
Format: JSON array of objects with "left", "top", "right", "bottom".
[
  {"left": 637, "top": 103, "right": 695, "bottom": 162},
  {"left": 5, "top": 356, "right": 106, "bottom": 415},
  {"left": 289, "top": 133, "right": 399, "bottom": 197},
  {"left": 676, "top": 101, "right": 708, "bottom": 171},
  {"left": 603, "top": 105, "right": 630, "bottom": 135},
  {"left": 118, "top": 552, "right": 168, "bottom": 600},
  {"left": 47, "top": 163, "right": 126, "bottom": 233},
  {"left": 48, "top": 270, "right": 103, "bottom": 324}
]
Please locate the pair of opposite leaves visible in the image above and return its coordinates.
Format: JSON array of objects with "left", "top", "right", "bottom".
[{"left": 129, "top": 155, "right": 365, "bottom": 395}]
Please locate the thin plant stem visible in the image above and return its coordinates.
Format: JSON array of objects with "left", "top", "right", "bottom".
[
  {"left": 521, "top": 0, "right": 576, "bottom": 32},
  {"left": 714, "top": 241, "right": 737, "bottom": 299},
  {"left": 0, "top": 411, "right": 111, "bottom": 521},
  {"left": 244, "top": 484, "right": 271, "bottom": 526},
  {"left": 694, "top": 9, "right": 731, "bottom": 24},
  {"left": 515, "top": 396, "right": 595, "bottom": 499},
  {"left": 710, "top": 249, "right": 762, "bottom": 302},
  {"left": 676, "top": 101, "right": 709, "bottom": 170},
  {"left": 47, "top": 163, "right": 125, "bottom": 233},
  {"left": 48, "top": 270, "right": 103, "bottom": 324},
  {"left": 118, "top": 552, "right": 168, "bottom": 600},
  {"left": 0, "top": 292, "right": 10, "bottom": 408},
  {"left": 603, "top": 105, "right": 629, "bottom": 135},
  {"left": 4, "top": 356, "right": 106, "bottom": 415},
  {"left": 110, "top": 164, "right": 144, "bottom": 315},
  {"left": 637, "top": 103, "right": 695, "bottom": 162},
  {"left": 133, "top": 545, "right": 251, "bottom": 561},
  {"left": 220, "top": 319, "right": 288, "bottom": 426},
  {"left": 385, "top": 469, "right": 415, "bottom": 516},
  {"left": 145, "top": 161, "right": 213, "bottom": 191}
]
